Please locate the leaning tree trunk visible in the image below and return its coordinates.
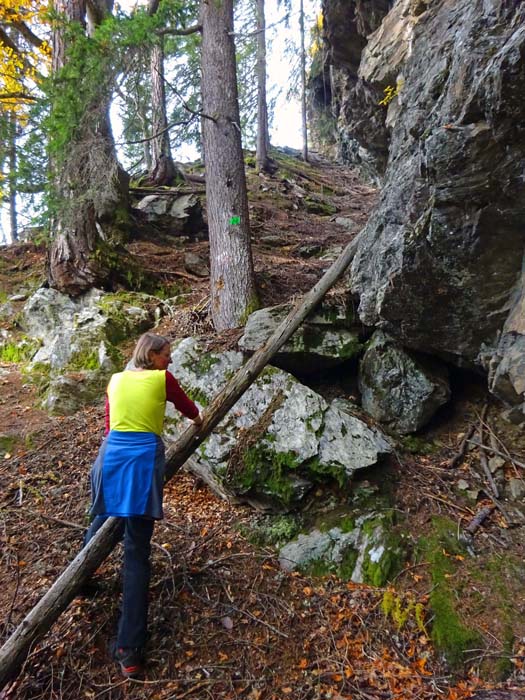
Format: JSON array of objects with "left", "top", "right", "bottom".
[
  {"left": 200, "top": 0, "right": 258, "bottom": 330},
  {"left": 0, "top": 231, "right": 363, "bottom": 689},
  {"left": 255, "top": 0, "right": 270, "bottom": 173},
  {"left": 47, "top": 0, "right": 130, "bottom": 296},
  {"left": 149, "top": 38, "right": 177, "bottom": 185}
]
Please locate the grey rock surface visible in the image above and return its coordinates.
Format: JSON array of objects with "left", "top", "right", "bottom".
[
  {"left": 358, "top": 331, "right": 450, "bottom": 434},
  {"left": 239, "top": 299, "right": 363, "bottom": 374},
  {"left": 317, "top": 0, "right": 525, "bottom": 405},
  {"left": 165, "top": 338, "right": 391, "bottom": 511}
]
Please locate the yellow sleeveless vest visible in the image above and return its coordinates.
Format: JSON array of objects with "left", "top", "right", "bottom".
[{"left": 107, "top": 370, "right": 166, "bottom": 435}]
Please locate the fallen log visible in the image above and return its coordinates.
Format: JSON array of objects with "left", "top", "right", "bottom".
[{"left": 0, "top": 232, "right": 362, "bottom": 688}]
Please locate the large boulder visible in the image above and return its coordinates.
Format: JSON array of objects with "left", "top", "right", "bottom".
[
  {"left": 485, "top": 268, "right": 525, "bottom": 419},
  {"left": 134, "top": 193, "right": 205, "bottom": 237},
  {"left": 20, "top": 288, "right": 160, "bottom": 414},
  {"left": 358, "top": 331, "right": 450, "bottom": 434},
  {"left": 238, "top": 297, "right": 363, "bottom": 374},
  {"left": 165, "top": 338, "right": 391, "bottom": 511},
  {"left": 341, "top": 1, "right": 525, "bottom": 392}
]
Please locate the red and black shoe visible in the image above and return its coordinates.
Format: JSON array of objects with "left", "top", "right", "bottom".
[{"left": 113, "top": 646, "right": 145, "bottom": 679}]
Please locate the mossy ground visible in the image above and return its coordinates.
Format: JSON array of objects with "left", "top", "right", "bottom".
[{"left": 418, "top": 517, "right": 483, "bottom": 668}]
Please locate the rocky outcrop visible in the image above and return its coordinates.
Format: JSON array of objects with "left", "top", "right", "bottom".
[
  {"left": 134, "top": 193, "right": 206, "bottom": 237},
  {"left": 319, "top": 0, "right": 525, "bottom": 408},
  {"left": 164, "top": 338, "right": 391, "bottom": 512},
  {"left": 279, "top": 510, "right": 403, "bottom": 586},
  {"left": 20, "top": 288, "right": 161, "bottom": 414},
  {"left": 320, "top": 0, "right": 393, "bottom": 179}
]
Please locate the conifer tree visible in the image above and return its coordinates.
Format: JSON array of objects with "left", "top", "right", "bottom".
[
  {"left": 255, "top": 0, "right": 271, "bottom": 172},
  {"left": 46, "top": 0, "right": 130, "bottom": 295},
  {"left": 201, "top": 0, "right": 258, "bottom": 330},
  {"left": 0, "top": 0, "right": 50, "bottom": 243}
]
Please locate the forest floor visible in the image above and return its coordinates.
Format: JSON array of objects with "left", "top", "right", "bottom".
[{"left": 1, "top": 151, "right": 525, "bottom": 700}]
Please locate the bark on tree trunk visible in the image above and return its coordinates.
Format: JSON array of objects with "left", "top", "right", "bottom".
[
  {"left": 0, "top": 231, "right": 362, "bottom": 689},
  {"left": 255, "top": 0, "right": 270, "bottom": 173},
  {"left": 200, "top": 0, "right": 258, "bottom": 330},
  {"left": 149, "top": 39, "right": 177, "bottom": 185},
  {"left": 8, "top": 112, "right": 18, "bottom": 243},
  {"left": 299, "top": 0, "right": 308, "bottom": 163},
  {"left": 47, "top": 0, "right": 130, "bottom": 296}
]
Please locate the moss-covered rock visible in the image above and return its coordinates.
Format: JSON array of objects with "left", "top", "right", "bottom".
[
  {"left": 165, "top": 338, "right": 391, "bottom": 511},
  {"left": 239, "top": 298, "right": 363, "bottom": 374},
  {"left": 278, "top": 509, "right": 405, "bottom": 584},
  {"left": 20, "top": 287, "right": 162, "bottom": 414}
]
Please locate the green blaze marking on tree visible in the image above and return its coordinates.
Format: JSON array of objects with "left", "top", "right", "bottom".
[{"left": 229, "top": 215, "right": 241, "bottom": 225}]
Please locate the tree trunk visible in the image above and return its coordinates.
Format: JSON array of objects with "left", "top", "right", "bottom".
[
  {"left": 299, "top": 0, "right": 308, "bottom": 162},
  {"left": 255, "top": 0, "right": 270, "bottom": 173},
  {"left": 8, "top": 112, "right": 18, "bottom": 243},
  {"left": 149, "top": 38, "right": 177, "bottom": 185},
  {"left": 200, "top": 0, "right": 258, "bottom": 330},
  {"left": 47, "top": 0, "right": 130, "bottom": 296},
  {"left": 0, "top": 231, "right": 362, "bottom": 689}
]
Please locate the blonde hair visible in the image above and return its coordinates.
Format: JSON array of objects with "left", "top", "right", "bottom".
[{"left": 132, "top": 333, "right": 170, "bottom": 369}]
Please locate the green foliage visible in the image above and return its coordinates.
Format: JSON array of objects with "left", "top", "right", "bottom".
[
  {"left": 0, "top": 435, "right": 15, "bottom": 456},
  {"left": 228, "top": 443, "right": 300, "bottom": 506},
  {"left": 359, "top": 513, "right": 405, "bottom": 587},
  {"left": 25, "top": 361, "right": 52, "bottom": 395},
  {"left": 300, "top": 548, "right": 359, "bottom": 580},
  {"left": 305, "top": 457, "right": 348, "bottom": 489},
  {"left": 42, "top": 0, "right": 202, "bottom": 226},
  {"left": 118, "top": 0, "right": 202, "bottom": 172},
  {"left": 399, "top": 435, "right": 438, "bottom": 454},
  {"left": 238, "top": 293, "right": 260, "bottom": 326},
  {"left": 381, "top": 589, "right": 427, "bottom": 634},
  {"left": 66, "top": 349, "right": 101, "bottom": 371},
  {"left": 0, "top": 336, "right": 40, "bottom": 363}
]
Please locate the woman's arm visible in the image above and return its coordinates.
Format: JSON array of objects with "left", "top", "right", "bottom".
[{"left": 165, "top": 371, "right": 200, "bottom": 421}]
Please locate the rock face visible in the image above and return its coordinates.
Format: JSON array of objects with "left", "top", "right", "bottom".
[
  {"left": 320, "top": 0, "right": 525, "bottom": 407},
  {"left": 239, "top": 298, "right": 363, "bottom": 374},
  {"left": 165, "top": 338, "right": 391, "bottom": 511},
  {"left": 320, "top": 0, "right": 393, "bottom": 180},
  {"left": 359, "top": 331, "right": 450, "bottom": 434}
]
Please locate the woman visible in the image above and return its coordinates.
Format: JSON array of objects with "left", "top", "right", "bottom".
[{"left": 85, "top": 333, "right": 202, "bottom": 678}]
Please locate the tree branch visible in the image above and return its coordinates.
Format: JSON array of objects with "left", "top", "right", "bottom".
[
  {"left": 0, "top": 92, "right": 37, "bottom": 102},
  {"left": 11, "top": 21, "right": 44, "bottom": 50},
  {"left": 117, "top": 117, "right": 197, "bottom": 146},
  {"left": 0, "top": 27, "right": 20, "bottom": 54},
  {"left": 159, "top": 70, "right": 215, "bottom": 122},
  {"left": 156, "top": 23, "right": 202, "bottom": 37}
]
